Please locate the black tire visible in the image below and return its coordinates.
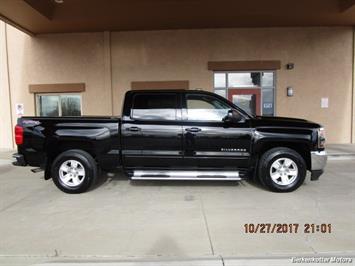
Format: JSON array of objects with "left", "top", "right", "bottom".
[
  {"left": 258, "top": 147, "right": 306, "bottom": 192},
  {"left": 51, "top": 149, "right": 97, "bottom": 194}
]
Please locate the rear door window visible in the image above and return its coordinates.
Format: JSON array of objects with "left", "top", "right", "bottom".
[{"left": 131, "top": 93, "right": 178, "bottom": 121}]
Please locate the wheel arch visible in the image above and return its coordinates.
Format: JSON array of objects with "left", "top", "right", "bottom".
[
  {"left": 256, "top": 146, "right": 308, "bottom": 192},
  {"left": 44, "top": 143, "right": 97, "bottom": 180},
  {"left": 253, "top": 141, "right": 311, "bottom": 171}
]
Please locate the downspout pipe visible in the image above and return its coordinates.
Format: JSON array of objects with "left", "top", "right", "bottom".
[
  {"left": 5, "top": 24, "right": 14, "bottom": 148},
  {"left": 352, "top": 27, "right": 355, "bottom": 143}
]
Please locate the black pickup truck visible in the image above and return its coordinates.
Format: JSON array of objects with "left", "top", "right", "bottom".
[{"left": 13, "top": 90, "right": 327, "bottom": 193}]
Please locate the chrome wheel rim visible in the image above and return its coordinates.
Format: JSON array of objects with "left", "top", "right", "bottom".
[
  {"left": 270, "top": 158, "right": 298, "bottom": 186},
  {"left": 59, "top": 160, "right": 86, "bottom": 187}
]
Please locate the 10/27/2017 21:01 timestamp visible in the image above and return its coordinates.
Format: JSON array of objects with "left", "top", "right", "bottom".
[{"left": 244, "top": 223, "right": 332, "bottom": 234}]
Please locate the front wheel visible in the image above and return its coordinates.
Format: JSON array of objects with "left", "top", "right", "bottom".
[
  {"left": 258, "top": 147, "right": 306, "bottom": 192},
  {"left": 51, "top": 150, "right": 97, "bottom": 194}
]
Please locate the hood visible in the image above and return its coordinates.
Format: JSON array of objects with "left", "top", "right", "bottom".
[{"left": 251, "top": 116, "right": 321, "bottom": 128}]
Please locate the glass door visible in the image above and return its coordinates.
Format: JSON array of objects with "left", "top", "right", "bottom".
[{"left": 228, "top": 88, "right": 261, "bottom": 116}]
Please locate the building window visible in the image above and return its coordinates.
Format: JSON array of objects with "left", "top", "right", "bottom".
[
  {"left": 213, "top": 71, "right": 276, "bottom": 116},
  {"left": 36, "top": 94, "right": 82, "bottom": 117}
]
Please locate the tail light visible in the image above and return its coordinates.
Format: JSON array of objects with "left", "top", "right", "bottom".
[
  {"left": 15, "top": 125, "right": 24, "bottom": 145},
  {"left": 317, "top": 127, "right": 326, "bottom": 149}
]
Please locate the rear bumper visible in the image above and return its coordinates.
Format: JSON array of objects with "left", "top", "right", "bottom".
[
  {"left": 12, "top": 153, "right": 27, "bottom": 166},
  {"left": 310, "top": 150, "right": 327, "bottom": 181}
]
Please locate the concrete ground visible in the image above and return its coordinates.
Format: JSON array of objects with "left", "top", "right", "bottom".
[
  {"left": 327, "top": 144, "right": 355, "bottom": 158},
  {"left": 0, "top": 149, "right": 354, "bottom": 265}
]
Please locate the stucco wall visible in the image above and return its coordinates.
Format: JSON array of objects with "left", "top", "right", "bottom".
[
  {"left": 5, "top": 28, "right": 111, "bottom": 119},
  {"left": 1, "top": 25, "right": 353, "bottom": 147},
  {"left": 111, "top": 27, "right": 353, "bottom": 143}
]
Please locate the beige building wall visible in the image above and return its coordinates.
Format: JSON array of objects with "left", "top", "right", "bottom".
[
  {"left": 0, "top": 25, "right": 353, "bottom": 148},
  {"left": 4, "top": 26, "right": 112, "bottom": 132},
  {"left": 111, "top": 27, "right": 353, "bottom": 144}
]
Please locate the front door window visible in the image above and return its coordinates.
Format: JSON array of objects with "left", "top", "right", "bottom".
[
  {"left": 214, "top": 71, "right": 275, "bottom": 116},
  {"left": 186, "top": 94, "right": 230, "bottom": 122}
]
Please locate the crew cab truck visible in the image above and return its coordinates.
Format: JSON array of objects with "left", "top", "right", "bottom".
[{"left": 13, "top": 90, "right": 327, "bottom": 193}]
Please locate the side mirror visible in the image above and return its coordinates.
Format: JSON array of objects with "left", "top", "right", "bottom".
[{"left": 223, "top": 109, "right": 243, "bottom": 123}]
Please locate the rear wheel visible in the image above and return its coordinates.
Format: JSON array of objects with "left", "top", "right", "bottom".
[
  {"left": 258, "top": 147, "right": 306, "bottom": 192},
  {"left": 51, "top": 150, "right": 97, "bottom": 194}
]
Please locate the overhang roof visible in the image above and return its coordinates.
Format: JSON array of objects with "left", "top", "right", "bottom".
[{"left": 0, "top": 0, "right": 355, "bottom": 35}]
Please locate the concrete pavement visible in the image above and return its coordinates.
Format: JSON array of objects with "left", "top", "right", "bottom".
[
  {"left": 1, "top": 256, "right": 354, "bottom": 266},
  {"left": 0, "top": 149, "right": 354, "bottom": 265},
  {"left": 327, "top": 144, "right": 355, "bottom": 159}
]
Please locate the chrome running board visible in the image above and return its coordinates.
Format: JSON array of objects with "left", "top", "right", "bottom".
[{"left": 131, "top": 170, "right": 241, "bottom": 181}]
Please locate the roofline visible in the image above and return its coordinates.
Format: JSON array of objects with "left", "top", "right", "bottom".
[
  {"left": 128, "top": 89, "right": 197, "bottom": 93},
  {"left": 0, "top": 14, "right": 35, "bottom": 36}
]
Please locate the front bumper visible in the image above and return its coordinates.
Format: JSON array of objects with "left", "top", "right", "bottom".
[
  {"left": 310, "top": 150, "right": 327, "bottom": 181},
  {"left": 12, "top": 153, "right": 27, "bottom": 166}
]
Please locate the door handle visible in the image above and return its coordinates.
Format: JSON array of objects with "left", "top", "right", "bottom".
[
  {"left": 126, "top": 126, "right": 141, "bottom": 132},
  {"left": 185, "top": 127, "right": 201, "bottom": 133}
]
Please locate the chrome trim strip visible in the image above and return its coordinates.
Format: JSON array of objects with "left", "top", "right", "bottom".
[
  {"left": 122, "top": 150, "right": 180, "bottom": 155},
  {"left": 311, "top": 151, "right": 327, "bottom": 170},
  {"left": 107, "top": 149, "right": 120, "bottom": 155},
  {"left": 123, "top": 151, "right": 250, "bottom": 156},
  {"left": 122, "top": 150, "right": 140, "bottom": 155},
  {"left": 195, "top": 151, "right": 250, "bottom": 156},
  {"left": 142, "top": 150, "right": 180, "bottom": 155},
  {"left": 131, "top": 176, "right": 242, "bottom": 181},
  {"left": 132, "top": 170, "right": 240, "bottom": 180}
]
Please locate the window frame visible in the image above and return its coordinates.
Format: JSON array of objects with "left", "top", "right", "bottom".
[
  {"left": 130, "top": 92, "right": 181, "bottom": 122},
  {"left": 35, "top": 93, "right": 82, "bottom": 117}
]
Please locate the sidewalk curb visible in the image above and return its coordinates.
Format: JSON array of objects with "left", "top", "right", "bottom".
[
  {"left": 328, "top": 154, "right": 355, "bottom": 160},
  {"left": 1, "top": 253, "right": 349, "bottom": 266}
]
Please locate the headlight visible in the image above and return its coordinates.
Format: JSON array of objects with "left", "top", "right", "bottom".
[{"left": 318, "top": 127, "right": 326, "bottom": 149}]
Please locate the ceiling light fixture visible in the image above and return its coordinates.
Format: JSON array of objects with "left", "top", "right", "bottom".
[{"left": 54, "top": 0, "right": 64, "bottom": 4}]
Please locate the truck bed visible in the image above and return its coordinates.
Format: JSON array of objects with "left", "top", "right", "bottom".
[{"left": 17, "top": 115, "right": 121, "bottom": 172}]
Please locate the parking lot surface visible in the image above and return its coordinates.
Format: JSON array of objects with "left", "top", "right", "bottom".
[{"left": 0, "top": 150, "right": 354, "bottom": 265}]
